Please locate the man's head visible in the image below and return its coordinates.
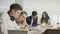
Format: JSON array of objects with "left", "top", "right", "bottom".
[
  {"left": 32, "top": 11, "right": 37, "bottom": 19},
  {"left": 9, "top": 3, "right": 22, "bottom": 19}
]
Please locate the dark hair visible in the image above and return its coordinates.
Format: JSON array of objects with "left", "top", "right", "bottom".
[
  {"left": 10, "top": 3, "right": 22, "bottom": 11},
  {"left": 20, "top": 11, "right": 27, "bottom": 16},
  {"left": 32, "top": 11, "right": 37, "bottom": 16},
  {"left": 41, "top": 11, "right": 50, "bottom": 24},
  {"left": 8, "top": 3, "right": 22, "bottom": 21}
]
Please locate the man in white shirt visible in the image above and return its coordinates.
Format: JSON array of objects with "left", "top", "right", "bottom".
[{"left": 1, "top": 3, "right": 22, "bottom": 34}]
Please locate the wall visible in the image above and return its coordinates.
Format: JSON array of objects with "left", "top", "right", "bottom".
[
  {"left": 23, "top": 0, "right": 60, "bottom": 27},
  {"left": 0, "top": 0, "right": 60, "bottom": 27},
  {"left": 15, "top": 0, "right": 23, "bottom": 8},
  {"left": 0, "top": 0, "right": 15, "bottom": 13}
]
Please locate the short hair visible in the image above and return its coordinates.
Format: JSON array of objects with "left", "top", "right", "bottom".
[
  {"left": 8, "top": 3, "right": 22, "bottom": 14},
  {"left": 10, "top": 3, "right": 22, "bottom": 11},
  {"left": 8, "top": 3, "right": 22, "bottom": 21},
  {"left": 32, "top": 11, "right": 37, "bottom": 16}
]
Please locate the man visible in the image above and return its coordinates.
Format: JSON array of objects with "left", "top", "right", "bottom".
[
  {"left": 26, "top": 11, "right": 38, "bottom": 27},
  {"left": 1, "top": 3, "right": 22, "bottom": 34}
]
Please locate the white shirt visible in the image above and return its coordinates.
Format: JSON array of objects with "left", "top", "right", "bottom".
[
  {"left": 31, "top": 19, "right": 33, "bottom": 25},
  {"left": 1, "top": 12, "right": 20, "bottom": 34}
]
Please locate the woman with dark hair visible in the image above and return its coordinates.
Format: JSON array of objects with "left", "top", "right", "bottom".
[
  {"left": 1, "top": 3, "right": 22, "bottom": 34},
  {"left": 40, "top": 11, "right": 51, "bottom": 27}
]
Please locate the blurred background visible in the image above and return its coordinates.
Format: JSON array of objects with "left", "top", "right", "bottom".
[{"left": 0, "top": 0, "right": 60, "bottom": 28}]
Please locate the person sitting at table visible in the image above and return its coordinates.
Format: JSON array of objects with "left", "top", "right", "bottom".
[
  {"left": 29, "top": 11, "right": 52, "bottom": 33},
  {"left": 15, "top": 11, "right": 27, "bottom": 29},
  {"left": 26, "top": 11, "right": 38, "bottom": 27},
  {"left": 1, "top": 3, "right": 22, "bottom": 34},
  {"left": 40, "top": 11, "right": 52, "bottom": 27}
]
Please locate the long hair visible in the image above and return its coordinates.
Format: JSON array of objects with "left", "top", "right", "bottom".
[{"left": 41, "top": 11, "right": 50, "bottom": 24}]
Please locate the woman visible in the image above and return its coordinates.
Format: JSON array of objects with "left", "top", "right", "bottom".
[
  {"left": 40, "top": 11, "right": 51, "bottom": 27},
  {"left": 1, "top": 3, "right": 22, "bottom": 34},
  {"left": 29, "top": 11, "right": 51, "bottom": 33},
  {"left": 16, "top": 11, "right": 27, "bottom": 29}
]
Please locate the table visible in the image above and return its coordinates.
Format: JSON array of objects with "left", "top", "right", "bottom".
[
  {"left": 43, "top": 27, "right": 60, "bottom": 34},
  {"left": 8, "top": 29, "right": 42, "bottom": 34}
]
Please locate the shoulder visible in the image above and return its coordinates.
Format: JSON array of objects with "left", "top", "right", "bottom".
[
  {"left": 26, "top": 16, "right": 31, "bottom": 19},
  {"left": 1, "top": 12, "right": 10, "bottom": 20}
]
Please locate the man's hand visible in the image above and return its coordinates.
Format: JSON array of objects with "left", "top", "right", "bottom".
[{"left": 29, "top": 25, "right": 32, "bottom": 28}]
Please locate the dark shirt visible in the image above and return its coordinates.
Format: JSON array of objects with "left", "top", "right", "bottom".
[{"left": 26, "top": 16, "right": 38, "bottom": 27}]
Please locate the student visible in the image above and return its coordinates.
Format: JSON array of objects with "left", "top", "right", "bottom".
[
  {"left": 1, "top": 3, "right": 22, "bottom": 34},
  {"left": 29, "top": 11, "right": 51, "bottom": 33},
  {"left": 26, "top": 11, "right": 38, "bottom": 27},
  {"left": 40, "top": 11, "right": 51, "bottom": 27},
  {"left": 15, "top": 11, "right": 27, "bottom": 29}
]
